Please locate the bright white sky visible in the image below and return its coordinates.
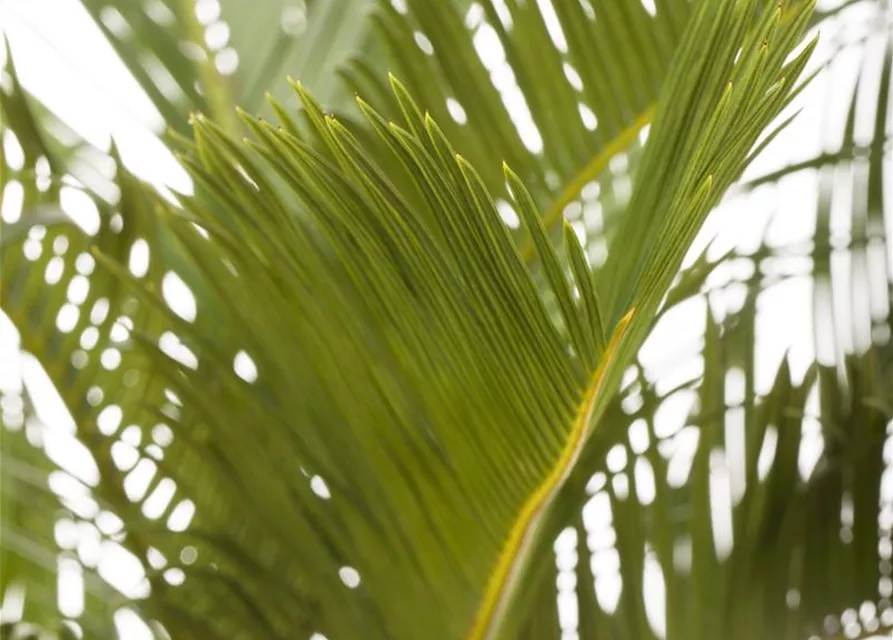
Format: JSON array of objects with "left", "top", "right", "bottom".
[{"left": 0, "top": 0, "right": 891, "bottom": 638}]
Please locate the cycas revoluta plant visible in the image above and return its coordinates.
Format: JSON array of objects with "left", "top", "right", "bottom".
[{"left": 1, "top": 0, "right": 891, "bottom": 639}]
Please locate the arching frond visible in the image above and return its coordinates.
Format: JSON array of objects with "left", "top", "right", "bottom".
[
  {"left": 500, "top": 24, "right": 893, "bottom": 640},
  {"left": 73, "top": 3, "right": 814, "bottom": 637}
]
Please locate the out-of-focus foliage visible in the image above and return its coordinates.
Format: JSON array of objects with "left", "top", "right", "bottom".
[
  {"left": 77, "top": 0, "right": 382, "bottom": 133},
  {"left": 1, "top": 0, "right": 891, "bottom": 639}
]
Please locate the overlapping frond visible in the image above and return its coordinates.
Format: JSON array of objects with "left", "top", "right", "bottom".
[
  {"left": 495, "top": 21, "right": 893, "bottom": 640},
  {"left": 343, "top": 0, "right": 693, "bottom": 254},
  {"left": 76, "top": 0, "right": 382, "bottom": 135},
  {"left": 511, "top": 287, "right": 891, "bottom": 639},
  {"left": 78, "top": 0, "right": 236, "bottom": 135},
  {"left": 0, "top": 389, "right": 125, "bottom": 639},
  {"left": 100, "top": 81, "right": 637, "bottom": 639},
  {"left": 221, "top": 0, "right": 379, "bottom": 113},
  {"left": 0, "top": 49, "right": 220, "bottom": 637}
]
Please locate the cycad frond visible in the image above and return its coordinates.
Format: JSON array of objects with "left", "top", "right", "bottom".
[
  {"left": 504, "top": 25, "right": 893, "bottom": 640},
  {"left": 79, "top": 3, "right": 814, "bottom": 636},
  {"left": 14, "top": 2, "right": 893, "bottom": 639}
]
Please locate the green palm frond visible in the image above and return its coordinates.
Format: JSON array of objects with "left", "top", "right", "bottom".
[
  {"left": 221, "top": 0, "right": 380, "bottom": 113},
  {"left": 518, "top": 297, "right": 891, "bottom": 639},
  {"left": 77, "top": 0, "right": 236, "bottom": 134},
  {"left": 1, "top": 388, "right": 125, "bottom": 639},
  {"left": 70, "top": 2, "right": 814, "bottom": 637},
  {"left": 0, "top": 47, "right": 199, "bottom": 635},
  {"left": 345, "top": 0, "right": 887, "bottom": 264},
  {"left": 76, "top": 0, "right": 383, "bottom": 135},
  {"left": 6, "top": 1, "right": 893, "bottom": 639},
  {"left": 500, "top": 24, "right": 893, "bottom": 640},
  {"left": 343, "top": 0, "right": 690, "bottom": 255}
]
